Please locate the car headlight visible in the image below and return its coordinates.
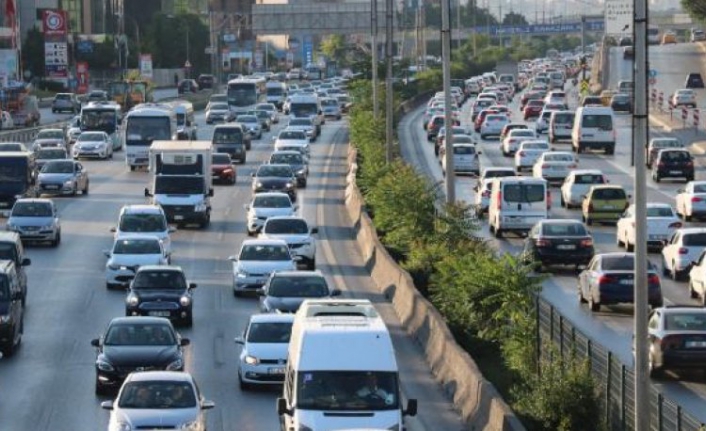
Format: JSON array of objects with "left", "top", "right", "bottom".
[
  {"left": 223, "top": 168, "right": 234, "bottom": 174},
  {"left": 166, "top": 358, "right": 184, "bottom": 371},
  {"left": 96, "top": 359, "right": 114, "bottom": 372},
  {"left": 179, "top": 296, "right": 191, "bottom": 306},
  {"left": 42, "top": 224, "right": 55, "bottom": 231},
  {"left": 236, "top": 268, "right": 249, "bottom": 278},
  {"left": 387, "top": 425, "right": 401, "bottom": 431},
  {"left": 285, "top": 182, "right": 293, "bottom": 189},
  {"left": 0, "top": 315, "right": 11, "bottom": 323},
  {"left": 244, "top": 355, "right": 260, "bottom": 365},
  {"left": 127, "top": 294, "right": 139, "bottom": 306},
  {"left": 107, "top": 263, "right": 121, "bottom": 270},
  {"left": 255, "top": 182, "right": 263, "bottom": 188},
  {"left": 64, "top": 180, "right": 74, "bottom": 187},
  {"left": 296, "top": 169, "right": 305, "bottom": 175},
  {"left": 5, "top": 223, "right": 16, "bottom": 231},
  {"left": 194, "top": 202, "right": 207, "bottom": 212},
  {"left": 114, "top": 422, "right": 132, "bottom": 431},
  {"left": 179, "top": 420, "right": 198, "bottom": 431}
]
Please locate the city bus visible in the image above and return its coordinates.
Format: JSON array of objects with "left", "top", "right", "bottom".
[
  {"left": 226, "top": 77, "right": 266, "bottom": 114},
  {"left": 122, "top": 103, "right": 177, "bottom": 171},
  {"left": 80, "top": 101, "right": 124, "bottom": 152}
]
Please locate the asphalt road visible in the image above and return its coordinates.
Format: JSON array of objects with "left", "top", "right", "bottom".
[
  {"left": 0, "top": 105, "right": 466, "bottom": 430},
  {"left": 398, "top": 64, "right": 706, "bottom": 422}
]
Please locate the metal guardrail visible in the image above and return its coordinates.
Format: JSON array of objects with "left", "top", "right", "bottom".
[
  {"left": 0, "top": 121, "right": 70, "bottom": 144},
  {"left": 537, "top": 297, "right": 706, "bottom": 431}
]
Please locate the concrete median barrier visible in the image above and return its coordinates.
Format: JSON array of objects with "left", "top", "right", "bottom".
[
  {"left": 344, "top": 146, "right": 525, "bottom": 431},
  {"left": 0, "top": 121, "right": 69, "bottom": 144}
]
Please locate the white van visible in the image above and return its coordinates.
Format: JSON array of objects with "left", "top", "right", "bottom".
[
  {"left": 488, "top": 177, "right": 549, "bottom": 238},
  {"left": 277, "top": 299, "right": 417, "bottom": 431},
  {"left": 549, "top": 110, "right": 575, "bottom": 143},
  {"left": 571, "top": 106, "right": 616, "bottom": 155},
  {"left": 170, "top": 101, "right": 197, "bottom": 140}
]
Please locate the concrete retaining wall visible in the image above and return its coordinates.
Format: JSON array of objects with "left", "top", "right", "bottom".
[{"left": 344, "top": 139, "right": 525, "bottom": 430}]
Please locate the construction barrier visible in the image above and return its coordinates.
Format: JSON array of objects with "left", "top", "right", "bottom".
[
  {"left": 658, "top": 91, "right": 664, "bottom": 112},
  {"left": 650, "top": 88, "right": 657, "bottom": 105},
  {"left": 682, "top": 106, "right": 689, "bottom": 121},
  {"left": 695, "top": 109, "right": 700, "bottom": 129}
]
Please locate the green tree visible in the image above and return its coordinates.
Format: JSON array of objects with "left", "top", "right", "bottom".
[
  {"left": 503, "top": 12, "right": 529, "bottom": 26},
  {"left": 21, "top": 27, "right": 45, "bottom": 79},
  {"left": 320, "top": 35, "right": 346, "bottom": 65},
  {"left": 682, "top": 0, "right": 706, "bottom": 21},
  {"left": 144, "top": 13, "right": 210, "bottom": 75}
]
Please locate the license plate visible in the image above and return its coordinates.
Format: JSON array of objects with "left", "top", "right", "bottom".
[
  {"left": 557, "top": 244, "right": 576, "bottom": 250},
  {"left": 686, "top": 341, "right": 706, "bottom": 348},
  {"left": 269, "top": 367, "right": 285, "bottom": 374},
  {"left": 619, "top": 279, "right": 634, "bottom": 285},
  {"left": 670, "top": 170, "right": 682, "bottom": 175},
  {"left": 603, "top": 205, "right": 615, "bottom": 210},
  {"left": 148, "top": 311, "right": 170, "bottom": 317},
  {"left": 45, "top": 185, "right": 59, "bottom": 189},
  {"left": 174, "top": 215, "right": 184, "bottom": 221},
  {"left": 256, "top": 278, "right": 267, "bottom": 284}
]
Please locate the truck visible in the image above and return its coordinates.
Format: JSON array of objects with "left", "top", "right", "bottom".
[
  {"left": 144, "top": 141, "right": 214, "bottom": 228},
  {"left": 495, "top": 60, "right": 520, "bottom": 92},
  {"left": 288, "top": 94, "right": 323, "bottom": 135},
  {"left": 3, "top": 82, "right": 40, "bottom": 128},
  {"left": 0, "top": 152, "right": 34, "bottom": 211}
]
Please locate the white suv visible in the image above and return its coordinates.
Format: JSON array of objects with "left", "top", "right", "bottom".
[{"left": 259, "top": 216, "right": 318, "bottom": 270}]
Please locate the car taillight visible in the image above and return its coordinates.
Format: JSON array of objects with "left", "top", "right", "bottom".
[
  {"left": 536, "top": 239, "right": 550, "bottom": 247},
  {"left": 660, "top": 334, "right": 684, "bottom": 351},
  {"left": 669, "top": 222, "right": 683, "bottom": 229},
  {"left": 692, "top": 197, "right": 703, "bottom": 203},
  {"left": 518, "top": 151, "right": 525, "bottom": 157},
  {"left": 588, "top": 203, "right": 594, "bottom": 212},
  {"left": 546, "top": 190, "right": 552, "bottom": 208},
  {"left": 678, "top": 247, "right": 689, "bottom": 255},
  {"left": 598, "top": 274, "right": 617, "bottom": 284},
  {"left": 482, "top": 190, "right": 491, "bottom": 198},
  {"left": 497, "top": 191, "right": 502, "bottom": 209},
  {"left": 580, "top": 238, "right": 593, "bottom": 247},
  {"left": 648, "top": 274, "right": 660, "bottom": 285}
]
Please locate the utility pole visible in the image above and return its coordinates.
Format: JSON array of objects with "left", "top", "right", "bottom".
[
  {"left": 456, "top": 0, "right": 461, "bottom": 50},
  {"left": 581, "top": 15, "right": 586, "bottom": 55},
  {"left": 472, "top": 0, "right": 477, "bottom": 56},
  {"left": 442, "top": 0, "right": 455, "bottom": 203},
  {"left": 498, "top": 3, "right": 502, "bottom": 47},
  {"left": 385, "top": 0, "right": 394, "bottom": 163},
  {"left": 633, "top": 0, "right": 650, "bottom": 426},
  {"left": 372, "top": 0, "right": 379, "bottom": 118}
]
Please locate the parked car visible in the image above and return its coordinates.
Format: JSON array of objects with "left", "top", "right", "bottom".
[
  {"left": 661, "top": 228, "right": 706, "bottom": 281},
  {"left": 616, "top": 203, "right": 682, "bottom": 252},
  {"left": 521, "top": 219, "right": 595, "bottom": 270},
  {"left": 644, "top": 306, "right": 706, "bottom": 377}
]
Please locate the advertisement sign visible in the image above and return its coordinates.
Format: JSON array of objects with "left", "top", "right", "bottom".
[
  {"left": 139, "top": 54, "right": 153, "bottom": 79},
  {"left": 604, "top": 0, "right": 633, "bottom": 36},
  {"left": 302, "top": 36, "right": 313, "bottom": 67},
  {"left": 42, "top": 10, "right": 68, "bottom": 37},
  {"left": 0, "top": 50, "right": 18, "bottom": 81},
  {"left": 45, "top": 65, "right": 68, "bottom": 78},
  {"left": 254, "top": 50, "right": 263, "bottom": 69},
  {"left": 286, "top": 51, "right": 294, "bottom": 69},
  {"left": 76, "top": 61, "right": 89, "bottom": 94}
]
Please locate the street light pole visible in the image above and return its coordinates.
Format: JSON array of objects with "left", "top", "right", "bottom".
[
  {"left": 385, "top": 0, "right": 393, "bottom": 163},
  {"left": 372, "top": 0, "right": 379, "bottom": 118},
  {"left": 442, "top": 0, "right": 455, "bottom": 202}
]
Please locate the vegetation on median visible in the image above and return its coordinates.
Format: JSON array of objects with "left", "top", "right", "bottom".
[{"left": 347, "top": 79, "right": 603, "bottom": 430}]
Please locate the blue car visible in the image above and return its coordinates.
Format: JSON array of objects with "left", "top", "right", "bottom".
[{"left": 578, "top": 252, "right": 663, "bottom": 312}]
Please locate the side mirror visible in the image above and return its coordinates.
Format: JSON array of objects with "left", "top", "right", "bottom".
[
  {"left": 110, "top": 227, "right": 117, "bottom": 233},
  {"left": 91, "top": 338, "right": 100, "bottom": 347},
  {"left": 228, "top": 255, "right": 237, "bottom": 261},
  {"left": 244, "top": 205, "right": 250, "bottom": 211},
  {"left": 180, "top": 338, "right": 191, "bottom": 346},
  {"left": 628, "top": 194, "right": 633, "bottom": 199},
  {"left": 103, "top": 250, "right": 111, "bottom": 258},
  {"left": 277, "top": 398, "right": 292, "bottom": 416},
  {"left": 201, "top": 400, "right": 216, "bottom": 410},
  {"left": 404, "top": 399, "right": 418, "bottom": 416},
  {"left": 311, "top": 227, "right": 319, "bottom": 234},
  {"left": 250, "top": 172, "right": 255, "bottom": 177},
  {"left": 100, "top": 401, "right": 114, "bottom": 410},
  {"left": 168, "top": 227, "right": 177, "bottom": 233},
  {"left": 208, "top": 188, "right": 214, "bottom": 197},
  {"left": 189, "top": 283, "right": 197, "bottom": 289},
  {"left": 144, "top": 188, "right": 152, "bottom": 197},
  {"left": 21, "top": 258, "right": 30, "bottom": 266},
  {"left": 256, "top": 288, "right": 266, "bottom": 296},
  {"left": 331, "top": 288, "right": 342, "bottom": 297},
  {"left": 293, "top": 204, "right": 299, "bottom": 211},
  {"left": 234, "top": 336, "right": 245, "bottom": 345}
]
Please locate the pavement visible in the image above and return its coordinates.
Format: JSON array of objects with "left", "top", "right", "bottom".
[{"left": 648, "top": 107, "right": 706, "bottom": 157}]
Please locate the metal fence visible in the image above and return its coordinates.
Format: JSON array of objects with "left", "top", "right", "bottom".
[{"left": 537, "top": 297, "right": 706, "bottom": 431}]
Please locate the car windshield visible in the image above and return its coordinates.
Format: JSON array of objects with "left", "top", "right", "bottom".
[
  {"left": 253, "top": 195, "right": 292, "bottom": 208},
  {"left": 264, "top": 218, "right": 308, "bottom": 234},
  {"left": 268, "top": 275, "right": 329, "bottom": 297},
  {"left": 78, "top": 133, "right": 105, "bottom": 142},
  {"left": 503, "top": 184, "right": 545, "bottom": 203},
  {"left": 0, "top": 275, "right": 8, "bottom": 301},
  {"left": 239, "top": 244, "right": 291, "bottom": 261},
  {"left": 37, "top": 130, "right": 64, "bottom": 140},
  {"left": 661, "top": 151, "right": 691, "bottom": 161},
  {"left": 582, "top": 115, "right": 612, "bottom": 130},
  {"left": 210, "top": 103, "right": 228, "bottom": 110},
  {"left": 246, "top": 321, "right": 293, "bottom": 343},
  {"left": 0, "top": 243, "right": 18, "bottom": 262},
  {"left": 12, "top": 202, "right": 52, "bottom": 217},
  {"left": 118, "top": 381, "right": 196, "bottom": 409},
  {"left": 257, "top": 165, "right": 293, "bottom": 177},
  {"left": 132, "top": 271, "right": 186, "bottom": 290},
  {"left": 237, "top": 116, "right": 257, "bottom": 123},
  {"left": 453, "top": 145, "right": 475, "bottom": 155},
  {"left": 653, "top": 140, "right": 681, "bottom": 149},
  {"left": 114, "top": 239, "right": 162, "bottom": 255},
  {"left": 104, "top": 323, "right": 176, "bottom": 346},
  {"left": 36, "top": 149, "right": 66, "bottom": 159},
  {"left": 484, "top": 169, "right": 514, "bottom": 178},
  {"left": 593, "top": 188, "right": 626, "bottom": 200},
  {"left": 694, "top": 184, "right": 706, "bottom": 193},
  {"left": 665, "top": 313, "right": 706, "bottom": 331},
  {"left": 279, "top": 131, "right": 306, "bottom": 140},
  {"left": 553, "top": 114, "right": 574, "bottom": 124},
  {"left": 683, "top": 233, "right": 706, "bottom": 246},
  {"left": 41, "top": 161, "right": 74, "bottom": 174},
  {"left": 513, "top": 131, "right": 535, "bottom": 137},
  {"left": 55, "top": 94, "right": 70, "bottom": 100},
  {"left": 541, "top": 223, "right": 587, "bottom": 236},
  {"left": 257, "top": 104, "right": 275, "bottom": 112},
  {"left": 647, "top": 207, "right": 674, "bottom": 217},
  {"left": 119, "top": 214, "right": 167, "bottom": 232},
  {"left": 271, "top": 153, "right": 303, "bottom": 165},
  {"left": 213, "top": 129, "right": 243, "bottom": 144},
  {"left": 545, "top": 154, "right": 574, "bottom": 162},
  {"left": 212, "top": 154, "right": 232, "bottom": 164},
  {"left": 296, "top": 371, "right": 399, "bottom": 411}
]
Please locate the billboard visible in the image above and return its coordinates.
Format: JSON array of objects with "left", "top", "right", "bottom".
[
  {"left": 604, "top": 0, "right": 633, "bottom": 36},
  {"left": 139, "top": 54, "right": 153, "bottom": 79},
  {"left": 0, "top": 50, "right": 18, "bottom": 81},
  {"left": 76, "top": 61, "right": 89, "bottom": 94},
  {"left": 42, "top": 10, "right": 68, "bottom": 37}
]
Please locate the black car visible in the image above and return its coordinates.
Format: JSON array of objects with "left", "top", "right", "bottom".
[
  {"left": 619, "top": 36, "right": 633, "bottom": 47},
  {"left": 125, "top": 266, "right": 197, "bottom": 326},
  {"left": 652, "top": 149, "right": 695, "bottom": 183},
  {"left": 521, "top": 219, "right": 595, "bottom": 270},
  {"left": 686, "top": 73, "right": 705, "bottom": 89},
  {"left": 0, "top": 260, "right": 24, "bottom": 357},
  {"left": 610, "top": 93, "right": 633, "bottom": 113},
  {"left": 251, "top": 164, "right": 298, "bottom": 202},
  {"left": 178, "top": 79, "right": 199, "bottom": 95},
  {"left": 197, "top": 74, "right": 216, "bottom": 89},
  {"left": 269, "top": 151, "right": 308, "bottom": 187},
  {"left": 259, "top": 271, "right": 341, "bottom": 313},
  {"left": 90, "top": 316, "right": 190, "bottom": 395}
]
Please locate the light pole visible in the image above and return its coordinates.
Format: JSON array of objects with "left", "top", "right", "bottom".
[{"left": 115, "top": 14, "right": 140, "bottom": 69}]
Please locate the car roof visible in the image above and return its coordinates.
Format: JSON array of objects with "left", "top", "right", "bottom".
[
  {"left": 241, "top": 238, "right": 289, "bottom": 247},
  {"left": 675, "top": 227, "right": 706, "bottom": 234},
  {"left": 109, "top": 316, "right": 173, "bottom": 326},
  {"left": 136, "top": 265, "right": 184, "bottom": 272},
  {"left": 121, "top": 204, "right": 164, "bottom": 214},
  {"left": 14, "top": 198, "right": 53, "bottom": 205},
  {"left": 569, "top": 169, "right": 603, "bottom": 176},
  {"left": 272, "top": 270, "right": 324, "bottom": 278},
  {"left": 113, "top": 235, "right": 162, "bottom": 242},
  {"left": 589, "top": 184, "right": 625, "bottom": 191},
  {"left": 126, "top": 370, "right": 193, "bottom": 383},
  {"left": 249, "top": 313, "right": 296, "bottom": 324}
]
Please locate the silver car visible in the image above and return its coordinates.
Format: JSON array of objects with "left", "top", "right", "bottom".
[
  {"left": 101, "top": 371, "right": 215, "bottom": 431},
  {"left": 235, "top": 115, "right": 262, "bottom": 139},
  {"left": 6, "top": 198, "right": 61, "bottom": 246},
  {"left": 73, "top": 131, "right": 113, "bottom": 160},
  {"left": 245, "top": 192, "right": 297, "bottom": 236},
  {"left": 259, "top": 216, "right": 317, "bottom": 269},
  {"left": 234, "top": 313, "right": 294, "bottom": 389},
  {"left": 36, "top": 160, "right": 89, "bottom": 196},
  {"left": 205, "top": 102, "right": 231, "bottom": 124},
  {"left": 104, "top": 236, "right": 171, "bottom": 289},
  {"left": 229, "top": 239, "right": 299, "bottom": 296}
]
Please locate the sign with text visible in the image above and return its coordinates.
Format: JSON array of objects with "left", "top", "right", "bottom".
[
  {"left": 76, "top": 61, "right": 89, "bottom": 94},
  {"left": 139, "top": 54, "right": 153, "bottom": 79},
  {"left": 42, "top": 10, "right": 68, "bottom": 37},
  {"left": 604, "top": 0, "right": 633, "bottom": 36}
]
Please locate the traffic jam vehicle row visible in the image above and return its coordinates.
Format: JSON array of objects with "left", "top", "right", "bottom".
[{"left": 424, "top": 53, "right": 706, "bottom": 382}]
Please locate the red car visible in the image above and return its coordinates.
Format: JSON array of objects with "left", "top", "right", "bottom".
[
  {"left": 523, "top": 100, "right": 545, "bottom": 120},
  {"left": 212, "top": 153, "right": 236, "bottom": 185}
]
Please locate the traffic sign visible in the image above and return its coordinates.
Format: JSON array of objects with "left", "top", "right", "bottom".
[
  {"left": 205, "top": 46, "right": 215, "bottom": 55},
  {"left": 649, "top": 77, "right": 656, "bottom": 85},
  {"left": 184, "top": 60, "right": 191, "bottom": 68},
  {"left": 579, "top": 79, "right": 589, "bottom": 94},
  {"left": 648, "top": 69, "right": 657, "bottom": 78}
]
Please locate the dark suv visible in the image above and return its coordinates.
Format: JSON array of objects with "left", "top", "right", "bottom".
[
  {"left": 90, "top": 316, "right": 190, "bottom": 395},
  {"left": 652, "top": 149, "right": 695, "bottom": 183},
  {"left": 125, "top": 266, "right": 198, "bottom": 327},
  {"left": 197, "top": 74, "right": 216, "bottom": 89},
  {"left": 0, "top": 260, "right": 24, "bottom": 357},
  {"left": 0, "top": 232, "right": 30, "bottom": 305}
]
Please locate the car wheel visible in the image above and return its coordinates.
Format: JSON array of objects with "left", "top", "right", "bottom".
[
  {"left": 626, "top": 236, "right": 634, "bottom": 252},
  {"left": 654, "top": 173, "right": 661, "bottom": 183},
  {"left": 617, "top": 233, "right": 624, "bottom": 247},
  {"left": 233, "top": 289, "right": 242, "bottom": 298},
  {"left": 585, "top": 216, "right": 593, "bottom": 226},
  {"left": 685, "top": 210, "right": 693, "bottom": 222},
  {"left": 106, "top": 282, "right": 117, "bottom": 290},
  {"left": 648, "top": 354, "right": 663, "bottom": 378},
  {"left": 230, "top": 176, "right": 237, "bottom": 185},
  {"left": 690, "top": 280, "right": 699, "bottom": 299},
  {"left": 494, "top": 226, "right": 503, "bottom": 238},
  {"left": 130, "top": 165, "right": 136, "bottom": 172},
  {"left": 560, "top": 195, "right": 566, "bottom": 208},
  {"left": 246, "top": 229, "right": 255, "bottom": 237},
  {"left": 239, "top": 374, "right": 251, "bottom": 391},
  {"left": 83, "top": 181, "right": 89, "bottom": 195},
  {"left": 182, "top": 314, "right": 193, "bottom": 328},
  {"left": 588, "top": 295, "right": 601, "bottom": 312},
  {"left": 578, "top": 284, "right": 587, "bottom": 303},
  {"left": 307, "top": 258, "right": 316, "bottom": 271},
  {"left": 51, "top": 232, "right": 60, "bottom": 247},
  {"left": 1, "top": 332, "right": 17, "bottom": 357}
]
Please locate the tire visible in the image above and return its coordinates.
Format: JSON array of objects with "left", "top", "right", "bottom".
[
  {"left": 182, "top": 313, "right": 193, "bottom": 328},
  {"left": 648, "top": 355, "right": 663, "bottom": 378},
  {"left": 585, "top": 216, "right": 593, "bottom": 226},
  {"left": 685, "top": 211, "right": 693, "bottom": 222},
  {"left": 617, "top": 233, "right": 624, "bottom": 247},
  {"left": 83, "top": 181, "right": 89, "bottom": 195},
  {"left": 560, "top": 195, "right": 566, "bottom": 208},
  {"left": 589, "top": 295, "right": 601, "bottom": 312},
  {"left": 494, "top": 225, "right": 503, "bottom": 238},
  {"left": 1, "top": 330, "right": 17, "bottom": 357},
  {"left": 689, "top": 281, "right": 699, "bottom": 299},
  {"left": 307, "top": 258, "right": 316, "bottom": 271},
  {"left": 654, "top": 173, "right": 661, "bottom": 183},
  {"left": 230, "top": 176, "right": 237, "bottom": 185},
  {"left": 200, "top": 212, "right": 211, "bottom": 229},
  {"left": 239, "top": 374, "right": 251, "bottom": 391},
  {"left": 578, "top": 285, "right": 587, "bottom": 303},
  {"left": 246, "top": 229, "right": 255, "bottom": 237},
  {"left": 106, "top": 282, "right": 117, "bottom": 290},
  {"left": 95, "top": 379, "right": 108, "bottom": 396},
  {"left": 605, "top": 146, "right": 615, "bottom": 155},
  {"left": 130, "top": 165, "right": 136, "bottom": 172},
  {"left": 51, "top": 232, "right": 60, "bottom": 247},
  {"left": 233, "top": 289, "right": 242, "bottom": 298},
  {"left": 626, "top": 240, "right": 634, "bottom": 252}
]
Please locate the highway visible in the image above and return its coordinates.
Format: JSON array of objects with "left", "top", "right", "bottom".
[
  {"left": 0, "top": 102, "right": 467, "bottom": 430},
  {"left": 398, "top": 53, "right": 706, "bottom": 422}
]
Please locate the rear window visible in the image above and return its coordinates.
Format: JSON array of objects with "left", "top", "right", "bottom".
[
  {"left": 653, "top": 140, "right": 681, "bottom": 149},
  {"left": 592, "top": 188, "right": 626, "bottom": 200},
  {"left": 660, "top": 150, "right": 691, "bottom": 161},
  {"left": 574, "top": 174, "right": 605, "bottom": 184},
  {"left": 454, "top": 145, "right": 475, "bottom": 155},
  {"left": 542, "top": 223, "right": 587, "bottom": 236},
  {"left": 528, "top": 100, "right": 544, "bottom": 107},
  {"left": 602, "top": 256, "right": 635, "bottom": 271},
  {"left": 694, "top": 184, "right": 706, "bottom": 193},
  {"left": 553, "top": 113, "right": 574, "bottom": 124},
  {"left": 513, "top": 130, "right": 535, "bottom": 137},
  {"left": 683, "top": 233, "right": 706, "bottom": 246},
  {"left": 545, "top": 153, "right": 574, "bottom": 162},
  {"left": 619, "top": 82, "right": 634, "bottom": 90},
  {"left": 581, "top": 114, "right": 613, "bottom": 130},
  {"left": 213, "top": 128, "right": 243, "bottom": 144},
  {"left": 503, "top": 183, "right": 545, "bottom": 203},
  {"left": 485, "top": 169, "right": 515, "bottom": 178},
  {"left": 665, "top": 313, "right": 706, "bottom": 331},
  {"left": 647, "top": 207, "right": 674, "bottom": 217}
]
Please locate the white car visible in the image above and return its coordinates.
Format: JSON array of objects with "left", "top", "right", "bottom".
[
  {"left": 544, "top": 91, "right": 567, "bottom": 105},
  {"left": 65, "top": 115, "right": 81, "bottom": 144},
  {"left": 616, "top": 203, "right": 682, "bottom": 251},
  {"left": 246, "top": 192, "right": 298, "bottom": 236},
  {"left": 229, "top": 239, "right": 299, "bottom": 296},
  {"left": 72, "top": 131, "right": 113, "bottom": 160},
  {"left": 104, "top": 235, "right": 170, "bottom": 289},
  {"left": 502, "top": 129, "right": 537, "bottom": 156},
  {"left": 479, "top": 114, "right": 509, "bottom": 139},
  {"left": 111, "top": 205, "right": 175, "bottom": 256},
  {"left": 236, "top": 115, "right": 262, "bottom": 139},
  {"left": 274, "top": 129, "right": 310, "bottom": 154},
  {"left": 532, "top": 151, "right": 577, "bottom": 182},
  {"left": 441, "top": 143, "right": 481, "bottom": 176},
  {"left": 259, "top": 216, "right": 317, "bottom": 270},
  {"left": 514, "top": 140, "right": 550, "bottom": 172},
  {"left": 535, "top": 110, "right": 556, "bottom": 134},
  {"left": 676, "top": 181, "right": 706, "bottom": 221},
  {"left": 688, "top": 249, "right": 706, "bottom": 304},
  {"left": 670, "top": 89, "right": 697, "bottom": 108},
  {"left": 205, "top": 102, "right": 232, "bottom": 124},
  {"left": 661, "top": 227, "right": 706, "bottom": 280},
  {"left": 474, "top": 178, "right": 494, "bottom": 218},
  {"left": 560, "top": 169, "right": 608, "bottom": 209},
  {"left": 235, "top": 313, "right": 295, "bottom": 389},
  {"left": 287, "top": 118, "right": 317, "bottom": 141}
]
